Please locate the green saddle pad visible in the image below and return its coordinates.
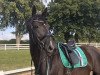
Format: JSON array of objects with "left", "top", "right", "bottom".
[{"left": 57, "top": 43, "right": 88, "bottom": 69}]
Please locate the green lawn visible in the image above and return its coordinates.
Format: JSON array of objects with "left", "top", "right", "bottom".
[{"left": 0, "top": 50, "right": 31, "bottom": 71}]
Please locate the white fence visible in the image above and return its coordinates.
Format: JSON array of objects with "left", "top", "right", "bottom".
[
  {"left": 0, "top": 43, "right": 100, "bottom": 50},
  {"left": 0, "top": 44, "right": 29, "bottom": 50}
]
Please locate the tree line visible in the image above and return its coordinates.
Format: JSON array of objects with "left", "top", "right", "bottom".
[{"left": 0, "top": 0, "right": 100, "bottom": 44}]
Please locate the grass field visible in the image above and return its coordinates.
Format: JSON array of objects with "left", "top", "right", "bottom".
[{"left": 0, "top": 50, "right": 31, "bottom": 71}]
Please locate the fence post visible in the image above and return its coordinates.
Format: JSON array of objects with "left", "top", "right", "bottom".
[
  {"left": 5, "top": 44, "right": 6, "bottom": 51},
  {"left": 17, "top": 44, "right": 19, "bottom": 50}
]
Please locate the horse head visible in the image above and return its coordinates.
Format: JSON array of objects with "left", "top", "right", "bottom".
[{"left": 27, "top": 6, "right": 49, "bottom": 42}]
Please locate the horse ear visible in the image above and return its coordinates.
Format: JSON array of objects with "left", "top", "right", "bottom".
[
  {"left": 42, "top": 8, "right": 48, "bottom": 17},
  {"left": 32, "top": 5, "right": 36, "bottom": 16}
]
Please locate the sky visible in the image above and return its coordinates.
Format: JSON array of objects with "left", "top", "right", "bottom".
[
  {"left": 0, "top": 27, "right": 15, "bottom": 40},
  {"left": 0, "top": 27, "right": 29, "bottom": 40},
  {"left": 0, "top": 0, "right": 51, "bottom": 40}
]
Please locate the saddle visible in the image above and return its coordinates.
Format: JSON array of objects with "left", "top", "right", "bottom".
[
  {"left": 58, "top": 42, "right": 88, "bottom": 68},
  {"left": 60, "top": 40, "right": 79, "bottom": 67}
]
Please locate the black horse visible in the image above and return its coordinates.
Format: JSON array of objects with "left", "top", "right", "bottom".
[{"left": 27, "top": 6, "right": 100, "bottom": 75}]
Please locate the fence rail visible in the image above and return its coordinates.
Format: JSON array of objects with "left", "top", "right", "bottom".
[
  {"left": 0, "top": 44, "right": 29, "bottom": 50},
  {"left": 76, "top": 43, "right": 100, "bottom": 48},
  {"left": 0, "top": 43, "right": 100, "bottom": 50}
]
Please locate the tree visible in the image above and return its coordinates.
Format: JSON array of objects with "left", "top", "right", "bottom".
[
  {"left": 48, "top": 0, "right": 100, "bottom": 42},
  {"left": 78, "top": 0, "right": 100, "bottom": 42},
  {"left": 0, "top": 0, "right": 44, "bottom": 44}
]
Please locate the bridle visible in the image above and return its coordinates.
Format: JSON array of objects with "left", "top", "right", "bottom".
[{"left": 29, "top": 19, "right": 55, "bottom": 75}]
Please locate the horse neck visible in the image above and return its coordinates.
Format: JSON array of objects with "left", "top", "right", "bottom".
[{"left": 29, "top": 35, "right": 41, "bottom": 68}]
